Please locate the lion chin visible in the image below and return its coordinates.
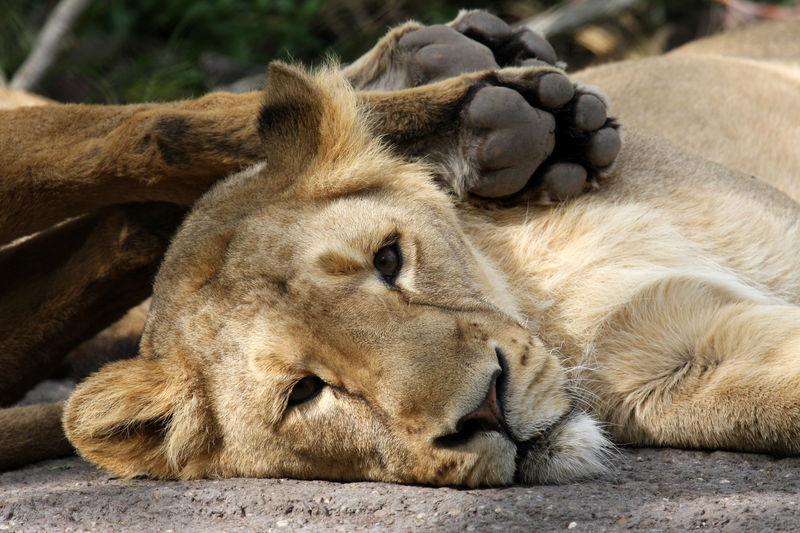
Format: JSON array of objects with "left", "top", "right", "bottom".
[{"left": 514, "top": 412, "right": 611, "bottom": 485}]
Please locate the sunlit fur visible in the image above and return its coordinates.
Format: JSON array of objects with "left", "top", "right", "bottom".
[
  {"left": 64, "top": 64, "right": 608, "bottom": 485},
  {"left": 65, "top": 21, "right": 800, "bottom": 486}
]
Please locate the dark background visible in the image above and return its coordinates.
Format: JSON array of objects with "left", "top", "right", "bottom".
[{"left": 0, "top": 0, "right": 792, "bottom": 103}]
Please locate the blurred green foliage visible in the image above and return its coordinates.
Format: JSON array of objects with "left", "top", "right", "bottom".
[
  {"left": 1, "top": 0, "right": 789, "bottom": 103},
  {"left": 1, "top": 0, "right": 494, "bottom": 102}
]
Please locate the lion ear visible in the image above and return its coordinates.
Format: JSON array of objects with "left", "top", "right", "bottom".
[
  {"left": 257, "top": 61, "right": 326, "bottom": 173},
  {"left": 63, "top": 357, "right": 216, "bottom": 479}
]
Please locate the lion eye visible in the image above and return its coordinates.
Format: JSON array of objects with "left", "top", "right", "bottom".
[
  {"left": 288, "top": 376, "right": 325, "bottom": 406},
  {"left": 374, "top": 244, "right": 401, "bottom": 282}
]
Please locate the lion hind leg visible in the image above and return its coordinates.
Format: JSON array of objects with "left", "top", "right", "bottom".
[{"left": 595, "top": 288, "right": 800, "bottom": 454}]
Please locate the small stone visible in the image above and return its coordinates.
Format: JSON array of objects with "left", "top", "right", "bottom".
[
  {"left": 276, "top": 520, "right": 289, "bottom": 528},
  {"left": 617, "top": 517, "right": 627, "bottom": 525},
  {"left": 567, "top": 522, "right": 577, "bottom": 529},
  {"left": 720, "top": 479, "right": 731, "bottom": 484},
  {"left": 448, "top": 509, "right": 461, "bottom": 516},
  {"left": 374, "top": 509, "right": 388, "bottom": 518}
]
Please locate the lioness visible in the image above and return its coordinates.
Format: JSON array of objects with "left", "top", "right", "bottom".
[
  {"left": 3, "top": 13, "right": 800, "bottom": 486},
  {"left": 0, "top": 12, "right": 616, "bottom": 474}
]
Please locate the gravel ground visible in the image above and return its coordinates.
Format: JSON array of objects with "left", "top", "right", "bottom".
[{"left": 2, "top": 447, "right": 800, "bottom": 532}]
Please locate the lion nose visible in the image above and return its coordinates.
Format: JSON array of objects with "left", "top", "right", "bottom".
[
  {"left": 458, "top": 369, "right": 505, "bottom": 431},
  {"left": 433, "top": 369, "right": 507, "bottom": 447}
]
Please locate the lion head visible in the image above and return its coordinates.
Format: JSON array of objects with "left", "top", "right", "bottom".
[{"left": 64, "top": 64, "right": 608, "bottom": 486}]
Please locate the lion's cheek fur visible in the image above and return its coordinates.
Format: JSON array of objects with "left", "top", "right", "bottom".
[{"left": 208, "top": 371, "right": 519, "bottom": 486}]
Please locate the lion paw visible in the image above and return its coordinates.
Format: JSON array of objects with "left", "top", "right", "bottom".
[
  {"left": 450, "top": 10, "right": 557, "bottom": 67},
  {"left": 348, "top": 12, "right": 621, "bottom": 200},
  {"left": 463, "top": 70, "right": 621, "bottom": 200},
  {"left": 347, "top": 11, "right": 559, "bottom": 91},
  {"left": 397, "top": 11, "right": 557, "bottom": 87}
]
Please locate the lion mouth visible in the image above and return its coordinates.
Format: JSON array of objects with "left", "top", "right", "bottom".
[{"left": 432, "top": 347, "right": 608, "bottom": 483}]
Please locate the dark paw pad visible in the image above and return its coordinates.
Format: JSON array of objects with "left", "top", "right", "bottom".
[
  {"left": 465, "top": 86, "right": 556, "bottom": 198},
  {"left": 398, "top": 25, "right": 497, "bottom": 85},
  {"left": 452, "top": 11, "right": 557, "bottom": 66},
  {"left": 574, "top": 94, "right": 607, "bottom": 132},
  {"left": 586, "top": 127, "right": 622, "bottom": 168},
  {"left": 451, "top": 11, "right": 513, "bottom": 49},
  {"left": 536, "top": 73, "right": 574, "bottom": 108},
  {"left": 466, "top": 72, "right": 621, "bottom": 200}
]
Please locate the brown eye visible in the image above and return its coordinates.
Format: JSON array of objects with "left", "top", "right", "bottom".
[
  {"left": 374, "top": 244, "right": 401, "bottom": 282},
  {"left": 288, "top": 376, "right": 325, "bottom": 406}
]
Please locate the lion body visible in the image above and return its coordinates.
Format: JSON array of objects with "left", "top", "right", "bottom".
[
  {"left": 468, "top": 127, "right": 800, "bottom": 450},
  {"left": 4, "top": 16, "right": 800, "bottom": 485},
  {"left": 577, "top": 20, "right": 800, "bottom": 202},
  {"left": 483, "top": 22, "right": 800, "bottom": 454}
]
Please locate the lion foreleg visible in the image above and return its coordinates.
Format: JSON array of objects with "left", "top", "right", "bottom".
[
  {"left": 359, "top": 65, "right": 620, "bottom": 199},
  {"left": 0, "top": 92, "right": 262, "bottom": 245},
  {"left": 0, "top": 203, "right": 184, "bottom": 406}
]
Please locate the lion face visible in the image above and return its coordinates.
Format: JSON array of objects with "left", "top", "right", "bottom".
[{"left": 64, "top": 64, "right": 607, "bottom": 486}]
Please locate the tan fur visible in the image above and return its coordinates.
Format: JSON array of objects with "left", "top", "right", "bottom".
[
  {"left": 0, "top": 88, "right": 51, "bottom": 109},
  {"left": 575, "top": 19, "right": 800, "bottom": 201},
  {"left": 62, "top": 20, "right": 800, "bottom": 485},
  {"left": 4, "top": 18, "right": 800, "bottom": 485}
]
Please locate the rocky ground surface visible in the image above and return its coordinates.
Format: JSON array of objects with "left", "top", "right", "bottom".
[{"left": 2, "top": 447, "right": 800, "bottom": 532}]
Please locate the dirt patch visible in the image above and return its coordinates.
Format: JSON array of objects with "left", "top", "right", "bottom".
[{"left": 2, "top": 447, "right": 799, "bottom": 531}]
